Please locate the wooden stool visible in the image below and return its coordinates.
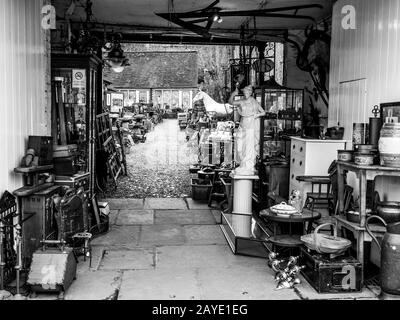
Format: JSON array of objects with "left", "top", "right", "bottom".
[{"left": 72, "top": 232, "right": 92, "bottom": 268}]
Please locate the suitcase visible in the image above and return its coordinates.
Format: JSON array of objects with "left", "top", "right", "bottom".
[
  {"left": 300, "top": 247, "right": 362, "bottom": 293},
  {"left": 54, "top": 173, "right": 90, "bottom": 191},
  {"left": 53, "top": 144, "right": 78, "bottom": 158},
  {"left": 27, "top": 246, "right": 77, "bottom": 296},
  {"left": 54, "top": 157, "right": 79, "bottom": 176},
  {"left": 28, "top": 136, "right": 53, "bottom": 165}
]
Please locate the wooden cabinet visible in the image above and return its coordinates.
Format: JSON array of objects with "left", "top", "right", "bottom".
[
  {"left": 252, "top": 80, "right": 303, "bottom": 209},
  {"left": 289, "top": 137, "right": 346, "bottom": 205},
  {"left": 21, "top": 186, "right": 61, "bottom": 266}
]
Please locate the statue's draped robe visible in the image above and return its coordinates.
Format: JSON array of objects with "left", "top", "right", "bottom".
[{"left": 235, "top": 97, "right": 261, "bottom": 175}]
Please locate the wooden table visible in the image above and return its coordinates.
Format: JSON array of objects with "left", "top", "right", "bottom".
[
  {"left": 260, "top": 208, "right": 321, "bottom": 250},
  {"left": 336, "top": 161, "right": 400, "bottom": 284}
]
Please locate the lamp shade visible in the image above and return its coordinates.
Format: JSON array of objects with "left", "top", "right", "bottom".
[{"left": 112, "top": 66, "right": 125, "bottom": 73}]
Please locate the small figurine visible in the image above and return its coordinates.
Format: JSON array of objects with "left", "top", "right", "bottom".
[{"left": 289, "top": 189, "right": 302, "bottom": 213}]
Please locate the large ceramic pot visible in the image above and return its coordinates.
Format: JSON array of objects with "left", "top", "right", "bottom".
[
  {"left": 377, "top": 201, "right": 400, "bottom": 224},
  {"left": 379, "top": 123, "right": 400, "bottom": 167}
]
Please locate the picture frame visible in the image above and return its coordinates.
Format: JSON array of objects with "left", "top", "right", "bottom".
[
  {"left": 380, "top": 102, "right": 400, "bottom": 124},
  {"left": 230, "top": 64, "right": 250, "bottom": 93}
]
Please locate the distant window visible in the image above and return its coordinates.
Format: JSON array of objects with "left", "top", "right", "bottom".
[{"left": 139, "top": 90, "right": 148, "bottom": 103}]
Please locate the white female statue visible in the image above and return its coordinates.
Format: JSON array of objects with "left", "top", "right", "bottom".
[{"left": 229, "top": 85, "right": 266, "bottom": 175}]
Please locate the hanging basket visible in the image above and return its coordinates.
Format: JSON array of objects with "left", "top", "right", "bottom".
[{"left": 300, "top": 223, "right": 352, "bottom": 255}]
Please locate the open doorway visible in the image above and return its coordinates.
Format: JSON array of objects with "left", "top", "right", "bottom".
[{"left": 102, "top": 42, "right": 284, "bottom": 199}]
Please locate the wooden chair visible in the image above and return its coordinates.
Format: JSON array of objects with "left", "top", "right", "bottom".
[
  {"left": 296, "top": 173, "right": 354, "bottom": 233},
  {"left": 296, "top": 176, "right": 334, "bottom": 214},
  {"left": 208, "top": 169, "right": 231, "bottom": 208}
]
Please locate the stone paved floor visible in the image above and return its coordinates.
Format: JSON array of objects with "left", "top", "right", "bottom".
[
  {"left": 29, "top": 198, "right": 380, "bottom": 301},
  {"left": 104, "top": 119, "right": 198, "bottom": 198}
]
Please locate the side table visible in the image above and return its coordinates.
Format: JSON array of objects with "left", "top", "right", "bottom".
[{"left": 259, "top": 208, "right": 321, "bottom": 254}]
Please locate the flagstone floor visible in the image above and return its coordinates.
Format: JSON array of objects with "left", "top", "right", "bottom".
[{"left": 29, "top": 198, "right": 379, "bottom": 301}]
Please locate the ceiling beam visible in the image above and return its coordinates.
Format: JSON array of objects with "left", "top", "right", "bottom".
[
  {"left": 56, "top": 19, "right": 288, "bottom": 34},
  {"left": 90, "top": 31, "right": 281, "bottom": 46},
  {"left": 155, "top": 3, "right": 324, "bottom": 38}
]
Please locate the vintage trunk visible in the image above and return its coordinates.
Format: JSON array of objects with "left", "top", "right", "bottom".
[
  {"left": 54, "top": 173, "right": 90, "bottom": 191},
  {"left": 53, "top": 144, "right": 78, "bottom": 158},
  {"left": 27, "top": 247, "right": 77, "bottom": 294},
  {"left": 54, "top": 157, "right": 79, "bottom": 176},
  {"left": 300, "top": 247, "right": 362, "bottom": 293}
]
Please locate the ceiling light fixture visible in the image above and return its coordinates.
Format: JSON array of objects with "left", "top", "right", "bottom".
[
  {"left": 104, "top": 43, "right": 127, "bottom": 68},
  {"left": 112, "top": 66, "right": 125, "bottom": 73},
  {"left": 111, "top": 58, "right": 130, "bottom": 73}
]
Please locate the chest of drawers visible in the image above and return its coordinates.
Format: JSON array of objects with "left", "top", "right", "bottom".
[{"left": 289, "top": 137, "right": 346, "bottom": 206}]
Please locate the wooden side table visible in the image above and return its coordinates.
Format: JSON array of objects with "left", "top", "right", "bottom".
[
  {"left": 259, "top": 208, "right": 321, "bottom": 252},
  {"left": 336, "top": 161, "right": 400, "bottom": 285}
]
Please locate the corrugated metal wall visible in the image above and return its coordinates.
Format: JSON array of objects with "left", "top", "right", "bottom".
[
  {"left": 0, "top": 0, "right": 51, "bottom": 195},
  {"left": 329, "top": 0, "right": 400, "bottom": 200}
]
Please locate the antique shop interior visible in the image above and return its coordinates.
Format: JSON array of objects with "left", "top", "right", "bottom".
[{"left": 1, "top": 0, "right": 400, "bottom": 301}]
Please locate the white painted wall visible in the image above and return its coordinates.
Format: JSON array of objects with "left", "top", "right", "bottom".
[
  {"left": 0, "top": 0, "right": 51, "bottom": 195},
  {"left": 329, "top": 0, "right": 400, "bottom": 200}
]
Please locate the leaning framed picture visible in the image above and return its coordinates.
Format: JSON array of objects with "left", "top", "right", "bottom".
[{"left": 381, "top": 102, "right": 400, "bottom": 124}]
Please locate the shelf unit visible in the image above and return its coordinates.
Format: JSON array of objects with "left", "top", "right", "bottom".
[
  {"left": 252, "top": 78, "right": 304, "bottom": 208},
  {"left": 51, "top": 53, "right": 103, "bottom": 196},
  {"left": 336, "top": 161, "right": 400, "bottom": 286}
]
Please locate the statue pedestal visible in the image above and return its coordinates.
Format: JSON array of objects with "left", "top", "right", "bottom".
[
  {"left": 231, "top": 173, "right": 259, "bottom": 238},
  {"left": 219, "top": 173, "right": 269, "bottom": 258}
]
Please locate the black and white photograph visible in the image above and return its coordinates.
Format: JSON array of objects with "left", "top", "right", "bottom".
[{"left": 0, "top": 0, "right": 399, "bottom": 309}]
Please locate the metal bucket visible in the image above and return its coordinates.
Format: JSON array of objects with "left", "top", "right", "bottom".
[{"left": 379, "top": 123, "right": 400, "bottom": 167}]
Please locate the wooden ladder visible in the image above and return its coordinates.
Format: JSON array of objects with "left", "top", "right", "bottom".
[{"left": 95, "top": 113, "right": 123, "bottom": 188}]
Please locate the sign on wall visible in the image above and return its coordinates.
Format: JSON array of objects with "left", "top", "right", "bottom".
[{"left": 72, "top": 69, "right": 86, "bottom": 89}]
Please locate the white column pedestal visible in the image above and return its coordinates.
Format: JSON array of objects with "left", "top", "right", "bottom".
[{"left": 231, "top": 173, "right": 259, "bottom": 238}]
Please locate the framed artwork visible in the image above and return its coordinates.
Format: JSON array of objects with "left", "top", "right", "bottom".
[
  {"left": 381, "top": 102, "right": 400, "bottom": 124},
  {"left": 230, "top": 64, "right": 250, "bottom": 93}
]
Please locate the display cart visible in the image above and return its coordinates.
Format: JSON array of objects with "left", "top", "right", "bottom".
[
  {"left": 336, "top": 161, "right": 398, "bottom": 286},
  {"left": 253, "top": 77, "right": 304, "bottom": 209}
]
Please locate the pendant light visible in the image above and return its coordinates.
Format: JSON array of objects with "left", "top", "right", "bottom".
[{"left": 104, "top": 43, "right": 127, "bottom": 68}]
